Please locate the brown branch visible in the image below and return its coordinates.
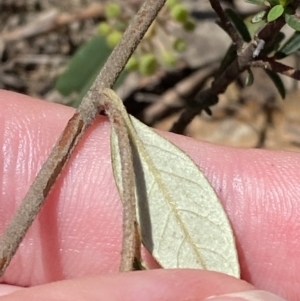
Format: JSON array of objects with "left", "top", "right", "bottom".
[
  {"left": 251, "top": 59, "right": 300, "bottom": 80},
  {"left": 209, "top": 0, "right": 243, "bottom": 48},
  {"left": 0, "top": 0, "right": 167, "bottom": 276},
  {"left": 170, "top": 4, "right": 295, "bottom": 134},
  {"left": 143, "top": 63, "right": 218, "bottom": 125}
]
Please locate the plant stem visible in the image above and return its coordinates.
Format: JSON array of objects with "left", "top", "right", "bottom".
[
  {"left": 0, "top": 0, "right": 166, "bottom": 276},
  {"left": 102, "top": 89, "right": 140, "bottom": 272},
  {"left": 251, "top": 58, "right": 300, "bottom": 80}
]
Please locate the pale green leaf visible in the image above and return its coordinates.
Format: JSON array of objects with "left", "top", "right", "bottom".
[
  {"left": 285, "top": 11, "right": 300, "bottom": 31},
  {"left": 276, "top": 32, "right": 300, "bottom": 59},
  {"left": 251, "top": 10, "right": 267, "bottom": 23},
  {"left": 267, "top": 4, "right": 284, "bottom": 22},
  {"left": 106, "top": 89, "right": 240, "bottom": 278},
  {"left": 244, "top": 14, "right": 267, "bottom": 38}
]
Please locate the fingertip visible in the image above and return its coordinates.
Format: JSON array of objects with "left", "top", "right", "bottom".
[{"left": 1, "top": 90, "right": 300, "bottom": 299}]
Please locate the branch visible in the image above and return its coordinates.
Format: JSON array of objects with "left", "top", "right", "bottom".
[
  {"left": 102, "top": 90, "right": 138, "bottom": 272},
  {"left": 209, "top": 0, "right": 243, "bottom": 48},
  {"left": 251, "top": 59, "right": 300, "bottom": 80},
  {"left": 0, "top": 0, "right": 167, "bottom": 276},
  {"left": 170, "top": 3, "right": 293, "bottom": 134},
  {"left": 143, "top": 63, "right": 219, "bottom": 125}
]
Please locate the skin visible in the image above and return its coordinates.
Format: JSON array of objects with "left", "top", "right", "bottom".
[{"left": 0, "top": 90, "right": 299, "bottom": 300}]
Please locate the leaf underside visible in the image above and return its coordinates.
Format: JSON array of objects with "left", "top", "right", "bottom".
[{"left": 111, "top": 111, "right": 240, "bottom": 278}]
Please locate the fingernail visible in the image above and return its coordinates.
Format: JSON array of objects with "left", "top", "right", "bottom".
[{"left": 204, "top": 290, "right": 287, "bottom": 301}]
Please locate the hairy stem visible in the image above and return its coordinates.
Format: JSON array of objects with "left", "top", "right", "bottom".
[
  {"left": 103, "top": 89, "right": 140, "bottom": 272},
  {"left": 0, "top": 0, "right": 166, "bottom": 276}
]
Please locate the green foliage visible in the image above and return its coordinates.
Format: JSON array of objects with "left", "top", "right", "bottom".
[
  {"left": 98, "top": 22, "right": 112, "bottom": 36},
  {"left": 268, "top": 0, "right": 293, "bottom": 7},
  {"left": 227, "top": 0, "right": 300, "bottom": 99},
  {"left": 244, "top": 15, "right": 267, "bottom": 38},
  {"left": 246, "top": 0, "right": 299, "bottom": 33},
  {"left": 264, "top": 69, "right": 286, "bottom": 98},
  {"left": 54, "top": 35, "right": 127, "bottom": 108},
  {"left": 183, "top": 19, "right": 196, "bottom": 31},
  {"left": 275, "top": 32, "right": 300, "bottom": 58},
  {"left": 106, "top": 30, "right": 123, "bottom": 48},
  {"left": 173, "top": 38, "right": 187, "bottom": 52},
  {"left": 56, "top": 0, "right": 300, "bottom": 108},
  {"left": 284, "top": 9, "right": 300, "bottom": 31},
  {"left": 104, "top": 3, "right": 121, "bottom": 19},
  {"left": 267, "top": 4, "right": 284, "bottom": 22},
  {"left": 162, "top": 51, "right": 177, "bottom": 67},
  {"left": 139, "top": 54, "right": 158, "bottom": 75},
  {"left": 251, "top": 10, "right": 267, "bottom": 23},
  {"left": 170, "top": 4, "right": 189, "bottom": 23},
  {"left": 165, "top": 0, "right": 180, "bottom": 8},
  {"left": 279, "top": 0, "right": 293, "bottom": 6},
  {"left": 55, "top": 36, "right": 111, "bottom": 97},
  {"left": 99, "top": 0, "right": 195, "bottom": 75}
]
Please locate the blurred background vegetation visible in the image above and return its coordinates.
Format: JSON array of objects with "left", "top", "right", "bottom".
[{"left": 1, "top": 0, "right": 300, "bottom": 150}]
